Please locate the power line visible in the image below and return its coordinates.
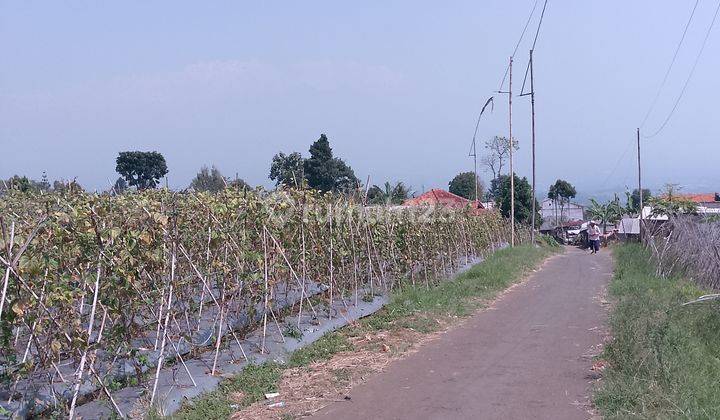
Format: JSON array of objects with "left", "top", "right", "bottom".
[
  {"left": 521, "top": 0, "right": 549, "bottom": 95},
  {"left": 498, "top": 0, "right": 540, "bottom": 91},
  {"left": 639, "top": 0, "right": 699, "bottom": 129},
  {"left": 644, "top": 0, "right": 720, "bottom": 139},
  {"left": 599, "top": 136, "right": 635, "bottom": 190}
]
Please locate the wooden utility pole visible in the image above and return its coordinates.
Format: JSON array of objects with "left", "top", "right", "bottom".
[
  {"left": 529, "top": 50, "right": 537, "bottom": 244},
  {"left": 637, "top": 127, "right": 643, "bottom": 242},
  {"left": 497, "top": 57, "right": 515, "bottom": 247},
  {"left": 509, "top": 57, "right": 515, "bottom": 247},
  {"left": 473, "top": 142, "right": 479, "bottom": 204}
]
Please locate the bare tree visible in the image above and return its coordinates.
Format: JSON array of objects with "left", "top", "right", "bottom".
[{"left": 481, "top": 136, "right": 519, "bottom": 180}]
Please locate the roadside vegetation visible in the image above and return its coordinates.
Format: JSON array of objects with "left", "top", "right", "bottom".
[
  {"left": 175, "top": 242, "right": 559, "bottom": 419},
  {"left": 595, "top": 244, "right": 720, "bottom": 419}
]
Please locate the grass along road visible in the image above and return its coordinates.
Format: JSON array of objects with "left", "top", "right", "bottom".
[
  {"left": 595, "top": 244, "right": 720, "bottom": 419},
  {"left": 170, "top": 242, "right": 560, "bottom": 419}
]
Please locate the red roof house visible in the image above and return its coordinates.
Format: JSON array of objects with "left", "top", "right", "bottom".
[{"left": 403, "top": 189, "right": 485, "bottom": 212}]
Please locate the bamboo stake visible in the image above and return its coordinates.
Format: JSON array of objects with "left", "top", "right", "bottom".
[
  {"left": 150, "top": 245, "right": 176, "bottom": 406},
  {"left": 261, "top": 227, "right": 269, "bottom": 354},
  {"left": 68, "top": 258, "right": 102, "bottom": 419},
  {"left": 0, "top": 222, "right": 15, "bottom": 321}
]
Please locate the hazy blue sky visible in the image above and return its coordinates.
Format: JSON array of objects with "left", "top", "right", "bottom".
[{"left": 1, "top": 1, "right": 719, "bottom": 199}]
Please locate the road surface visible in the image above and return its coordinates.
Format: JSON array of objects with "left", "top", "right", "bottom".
[{"left": 312, "top": 246, "right": 612, "bottom": 420}]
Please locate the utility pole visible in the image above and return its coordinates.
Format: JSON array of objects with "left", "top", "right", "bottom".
[
  {"left": 497, "top": 57, "right": 515, "bottom": 247},
  {"left": 472, "top": 140, "right": 479, "bottom": 204},
  {"left": 509, "top": 57, "right": 515, "bottom": 247},
  {"left": 637, "top": 127, "right": 643, "bottom": 242},
  {"left": 520, "top": 49, "right": 538, "bottom": 244}
]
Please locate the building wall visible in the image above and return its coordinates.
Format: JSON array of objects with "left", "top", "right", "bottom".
[{"left": 540, "top": 199, "right": 584, "bottom": 221}]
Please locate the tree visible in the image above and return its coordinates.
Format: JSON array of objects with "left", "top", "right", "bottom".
[
  {"left": 649, "top": 184, "right": 697, "bottom": 217},
  {"left": 629, "top": 188, "right": 652, "bottom": 213},
  {"left": 587, "top": 195, "right": 624, "bottom": 233},
  {"left": 449, "top": 172, "right": 484, "bottom": 200},
  {"left": 228, "top": 178, "right": 251, "bottom": 190},
  {"left": 494, "top": 174, "right": 539, "bottom": 224},
  {"left": 333, "top": 159, "right": 359, "bottom": 193},
  {"left": 548, "top": 179, "right": 577, "bottom": 226},
  {"left": 112, "top": 177, "right": 128, "bottom": 194},
  {"left": 303, "top": 134, "right": 359, "bottom": 193},
  {"left": 116, "top": 151, "right": 168, "bottom": 190},
  {"left": 481, "top": 136, "right": 519, "bottom": 181},
  {"left": 269, "top": 152, "right": 305, "bottom": 188},
  {"left": 367, "top": 181, "right": 411, "bottom": 205},
  {"left": 38, "top": 171, "right": 51, "bottom": 192},
  {"left": 1, "top": 175, "right": 32, "bottom": 192},
  {"left": 190, "top": 166, "right": 226, "bottom": 193},
  {"left": 53, "top": 179, "right": 84, "bottom": 193}
]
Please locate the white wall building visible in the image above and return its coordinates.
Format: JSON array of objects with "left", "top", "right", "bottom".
[{"left": 540, "top": 198, "right": 585, "bottom": 224}]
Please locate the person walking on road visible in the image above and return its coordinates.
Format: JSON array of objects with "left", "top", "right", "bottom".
[{"left": 588, "top": 221, "right": 601, "bottom": 254}]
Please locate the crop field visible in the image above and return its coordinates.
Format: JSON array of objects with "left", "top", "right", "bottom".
[{"left": 0, "top": 188, "right": 525, "bottom": 417}]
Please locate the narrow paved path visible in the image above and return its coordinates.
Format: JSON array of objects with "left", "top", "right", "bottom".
[{"left": 313, "top": 247, "right": 612, "bottom": 420}]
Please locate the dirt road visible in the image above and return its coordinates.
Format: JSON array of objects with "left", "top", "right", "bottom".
[{"left": 312, "top": 247, "right": 612, "bottom": 420}]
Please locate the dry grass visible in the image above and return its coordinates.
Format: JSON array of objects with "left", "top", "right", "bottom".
[{"left": 231, "top": 325, "right": 439, "bottom": 419}]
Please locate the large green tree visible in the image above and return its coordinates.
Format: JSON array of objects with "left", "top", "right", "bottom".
[
  {"left": 115, "top": 151, "right": 168, "bottom": 190},
  {"left": 449, "top": 172, "right": 483, "bottom": 200},
  {"left": 269, "top": 152, "right": 305, "bottom": 188},
  {"left": 495, "top": 174, "right": 539, "bottom": 224},
  {"left": 548, "top": 179, "right": 577, "bottom": 225},
  {"left": 303, "top": 134, "right": 359, "bottom": 193}
]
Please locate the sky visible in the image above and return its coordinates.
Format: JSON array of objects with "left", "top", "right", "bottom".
[{"left": 1, "top": 1, "right": 719, "bottom": 201}]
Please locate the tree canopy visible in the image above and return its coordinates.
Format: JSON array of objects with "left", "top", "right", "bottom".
[
  {"left": 115, "top": 151, "right": 168, "bottom": 190},
  {"left": 628, "top": 188, "right": 652, "bottom": 212},
  {"left": 494, "top": 174, "right": 539, "bottom": 224},
  {"left": 548, "top": 179, "right": 576, "bottom": 202},
  {"left": 449, "top": 172, "right": 484, "bottom": 200},
  {"left": 367, "top": 181, "right": 411, "bottom": 205},
  {"left": 587, "top": 195, "right": 624, "bottom": 233},
  {"left": 269, "top": 152, "right": 305, "bottom": 188},
  {"left": 190, "top": 166, "right": 226, "bottom": 193},
  {"left": 303, "top": 134, "right": 359, "bottom": 193}
]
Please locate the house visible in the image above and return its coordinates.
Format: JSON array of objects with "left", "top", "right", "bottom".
[
  {"left": 402, "top": 189, "right": 485, "bottom": 212},
  {"left": 672, "top": 193, "right": 720, "bottom": 214},
  {"left": 540, "top": 198, "right": 585, "bottom": 225}
]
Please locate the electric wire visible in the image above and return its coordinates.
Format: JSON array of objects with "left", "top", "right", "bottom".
[
  {"left": 498, "top": 0, "right": 540, "bottom": 91},
  {"left": 639, "top": 0, "right": 699, "bottom": 129},
  {"left": 521, "top": 0, "right": 549, "bottom": 95},
  {"left": 644, "top": 0, "right": 720, "bottom": 139}
]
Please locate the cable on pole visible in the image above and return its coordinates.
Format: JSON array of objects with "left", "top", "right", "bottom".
[
  {"left": 498, "top": 0, "right": 540, "bottom": 91},
  {"left": 644, "top": 0, "right": 720, "bottom": 139},
  {"left": 521, "top": 0, "right": 549, "bottom": 95},
  {"left": 639, "top": 0, "right": 700, "bottom": 129}
]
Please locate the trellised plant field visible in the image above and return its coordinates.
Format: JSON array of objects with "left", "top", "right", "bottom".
[{"left": 0, "top": 188, "right": 526, "bottom": 417}]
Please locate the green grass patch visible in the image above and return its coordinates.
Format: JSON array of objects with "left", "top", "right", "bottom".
[
  {"left": 363, "top": 244, "right": 559, "bottom": 331},
  {"left": 595, "top": 244, "right": 720, "bottom": 419},
  {"left": 173, "top": 363, "right": 282, "bottom": 420},
  {"left": 287, "top": 332, "right": 353, "bottom": 367}
]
